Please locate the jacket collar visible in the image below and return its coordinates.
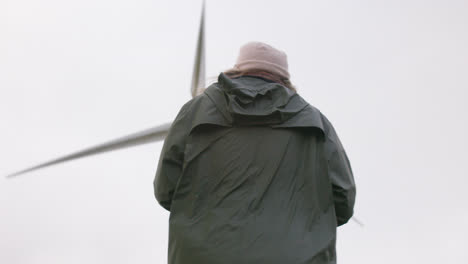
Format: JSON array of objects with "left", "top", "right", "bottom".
[{"left": 196, "top": 73, "right": 325, "bottom": 136}]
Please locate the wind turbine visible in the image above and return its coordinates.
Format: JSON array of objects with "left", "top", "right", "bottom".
[
  {"left": 6, "top": 2, "right": 206, "bottom": 179},
  {"left": 5, "top": 1, "right": 363, "bottom": 227}
]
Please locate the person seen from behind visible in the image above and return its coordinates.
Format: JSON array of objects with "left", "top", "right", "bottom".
[{"left": 154, "top": 41, "right": 356, "bottom": 264}]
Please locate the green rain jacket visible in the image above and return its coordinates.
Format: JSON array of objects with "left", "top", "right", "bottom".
[{"left": 154, "top": 73, "right": 356, "bottom": 264}]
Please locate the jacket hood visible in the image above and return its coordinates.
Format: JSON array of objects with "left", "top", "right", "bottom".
[
  {"left": 207, "top": 73, "right": 308, "bottom": 126},
  {"left": 196, "top": 73, "right": 326, "bottom": 136}
]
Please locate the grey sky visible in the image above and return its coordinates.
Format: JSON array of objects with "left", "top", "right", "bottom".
[{"left": 1, "top": 0, "right": 467, "bottom": 263}]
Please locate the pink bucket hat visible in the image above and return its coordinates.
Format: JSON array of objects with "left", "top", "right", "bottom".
[{"left": 234, "top": 42, "right": 290, "bottom": 79}]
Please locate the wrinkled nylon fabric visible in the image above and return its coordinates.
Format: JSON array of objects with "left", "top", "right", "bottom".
[{"left": 154, "top": 73, "right": 356, "bottom": 264}]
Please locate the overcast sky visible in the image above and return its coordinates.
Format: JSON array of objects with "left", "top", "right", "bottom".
[{"left": 1, "top": 0, "right": 467, "bottom": 263}]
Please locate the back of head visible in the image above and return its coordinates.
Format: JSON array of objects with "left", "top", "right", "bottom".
[{"left": 224, "top": 41, "right": 296, "bottom": 92}]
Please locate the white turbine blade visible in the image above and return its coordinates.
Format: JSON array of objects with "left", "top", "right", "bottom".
[
  {"left": 191, "top": 0, "right": 206, "bottom": 98},
  {"left": 352, "top": 216, "right": 364, "bottom": 227},
  {"left": 6, "top": 122, "right": 172, "bottom": 178},
  {"left": 7, "top": 1, "right": 206, "bottom": 178}
]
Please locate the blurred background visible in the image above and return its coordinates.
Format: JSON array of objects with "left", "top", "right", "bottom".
[{"left": 1, "top": 0, "right": 467, "bottom": 263}]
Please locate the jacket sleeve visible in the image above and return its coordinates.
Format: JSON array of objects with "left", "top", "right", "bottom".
[
  {"left": 323, "top": 116, "right": 356, "bottom": 226},
  {"left": 153, "top": 102, "right": 192, "bottom": 211}
]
